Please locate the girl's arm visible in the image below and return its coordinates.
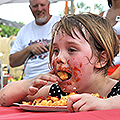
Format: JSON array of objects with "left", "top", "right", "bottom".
[
  {"left": 0, "top": 71, "right": 60, "bottom": 106},
  {"left": 67, "top": 93, "right": 120, "bottom": 112},
  {"left": 0, "top": 80, "right": 30, "bottom": 106}
]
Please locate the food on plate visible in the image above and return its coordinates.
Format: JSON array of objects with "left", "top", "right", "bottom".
[
  {"left": 57, "top": 71, "right": 69, "bottom": 80},
  {"left": 91, "top": 93, "right": 101, "bottom": 98},
  {"left": 22, "top": 92, "right": 106, "bottom": 106},
  {"left": 91, "top": 93, "right": 107, "bottom": 99},
  {"left": 22, "top": 92, "right": 76, "bottom": 106}
]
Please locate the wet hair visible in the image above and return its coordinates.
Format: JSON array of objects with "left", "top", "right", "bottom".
[
  {"left": 107, "top": 0, "right": 112, "bottom": 8},
  {"left": 49, "top": 12, "right": 119, "bottom": 74}
]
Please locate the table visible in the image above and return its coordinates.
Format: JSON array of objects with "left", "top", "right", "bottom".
[{"left": 0, "top": 106, "right": 120, "bottom": 120}]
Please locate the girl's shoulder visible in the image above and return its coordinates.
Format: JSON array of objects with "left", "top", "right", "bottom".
[{"left": 107, "top": 81, "right": 120, "bottom": 98}]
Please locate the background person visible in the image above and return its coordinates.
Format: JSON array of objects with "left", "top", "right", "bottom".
[
  {"left": 9, "top": 0, "right": 61, "bottom": 79},
  {"left": 108, "top": 66, "right": 120, "bottom": 80},
  {"left": 99, "top": 0, "right": 120, "bottom": 75}
]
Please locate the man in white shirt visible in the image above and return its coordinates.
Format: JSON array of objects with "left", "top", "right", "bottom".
[{"left": 9, "top": 0, "right": 61, "bottom": 79}]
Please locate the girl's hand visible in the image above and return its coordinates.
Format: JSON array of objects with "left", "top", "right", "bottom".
[
  {"left": 24, "top": 70, "right": 61, "bottom": 96},
  {"left": 67, "top": 93, "right": 109, "bottom": 112}
]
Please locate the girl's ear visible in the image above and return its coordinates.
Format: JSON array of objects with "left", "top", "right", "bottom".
[{"left": 95, "top": 51, "right": 108, "bottom": 68}]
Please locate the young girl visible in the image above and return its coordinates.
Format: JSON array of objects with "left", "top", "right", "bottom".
[{"left": 0, "top": 13, "right": 120, "bottom": 113}]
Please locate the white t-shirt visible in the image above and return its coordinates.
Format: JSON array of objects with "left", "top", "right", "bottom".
[
  {"left": 10, "top": 15, "right": 61, "bottom": 79},
  {"left": 102, "top": 9, "right": 120, "bottom": 65}
]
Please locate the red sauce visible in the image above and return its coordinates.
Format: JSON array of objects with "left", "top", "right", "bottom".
[
  {"left": 59, "top": 36, "right": 64, "bottom": 41},
  {"left": 80, "top": 62, "right": 82, "bottom": 68}
]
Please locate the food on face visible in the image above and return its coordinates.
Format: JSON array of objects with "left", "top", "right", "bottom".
[
  {"left": 57, "top": 71, "right": 69, "bottom": 81},
  {"left": 73, "top": 87, "right": 76, "bottom": 90}
]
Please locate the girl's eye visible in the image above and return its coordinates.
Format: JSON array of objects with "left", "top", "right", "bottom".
[
  {"left": 53, "top": 48, "right": 59, "bottom": 56},
  {"left": 68, "top": 47, "right": 77, "bottom": 52}
]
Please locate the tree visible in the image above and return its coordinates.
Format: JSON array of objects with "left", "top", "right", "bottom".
[
  {"left": 76, "top": 2, "right": 104, "bottom": 14},
  {"left": 94, "top": 4, "right": 104, "bottom": 14},
  {"left": 59, "top": 1, "right": 104, "bottom": 16},
  {"left": 0, "top": 21, "right": 24, "bottom": 38},
  {"left": 76, "top": 2, "right": 91, "bottom": 13},
  {"left": 0, "top": 24, "right": 20, "bottom": 37}
]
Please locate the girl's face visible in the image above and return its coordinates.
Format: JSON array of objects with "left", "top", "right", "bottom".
[{"left": 52, "top": 29, "right": 98, "bottom": 93}]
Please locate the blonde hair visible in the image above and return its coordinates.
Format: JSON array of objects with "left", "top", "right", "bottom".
[{"left": 49, "top": 13, "right": 119, "bottom": 74}]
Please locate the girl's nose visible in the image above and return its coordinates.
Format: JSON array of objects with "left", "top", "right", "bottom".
[
  {"left": 56, "top": 53, "right": 66, "bottom": 64},
  {"left": 57, "top": 58, "right": 64, "bottom": 64}
]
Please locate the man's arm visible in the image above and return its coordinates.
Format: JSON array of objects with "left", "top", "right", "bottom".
[
  {"left": 9, "top": 43, "right": 49, "bottom": 67},
  {"left": 9, "top": 46, "right": 31, "bottom": 67}
]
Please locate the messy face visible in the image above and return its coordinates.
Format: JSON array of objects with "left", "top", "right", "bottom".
[
  {"left": 52, "top": 29, "right": 98, "bottom": 93},
  {"left": 30, "top": 0, "right": 50, "bottom": 25}
]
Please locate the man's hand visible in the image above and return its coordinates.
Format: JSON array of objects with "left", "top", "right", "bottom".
[{"left": 29, "top": 43, "right": 49, "bottom": 55}]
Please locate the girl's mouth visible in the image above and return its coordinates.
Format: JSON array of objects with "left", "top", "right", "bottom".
[{"left": 57, "top": 71, "right": 72, "bottom": 81}]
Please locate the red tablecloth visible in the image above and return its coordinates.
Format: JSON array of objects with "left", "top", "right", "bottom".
[{"left": 0, "top": 106, "right": 120, "bottom": 120}]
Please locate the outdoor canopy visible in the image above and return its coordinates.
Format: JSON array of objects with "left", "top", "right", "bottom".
[
  {"left": 0, "top": 0, "right": 72, "bottom": 5},
  {"left": 0, "top": 0, "right": 74, "bottom": 14}
]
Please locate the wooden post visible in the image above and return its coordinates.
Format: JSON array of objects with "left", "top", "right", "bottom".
[
  {"left": 71, "top": 0, "right": 75, "bottom": 14},
  {"left": 65, "top": 1, "right": 68, "bottom": 15},
  {"left": 73, "top": 0, "right": 75, "bottom": 14}
]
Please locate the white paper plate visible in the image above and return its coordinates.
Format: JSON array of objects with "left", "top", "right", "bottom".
[{"left": 13, "top": 103, "right": 68, "bottom": 112}]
